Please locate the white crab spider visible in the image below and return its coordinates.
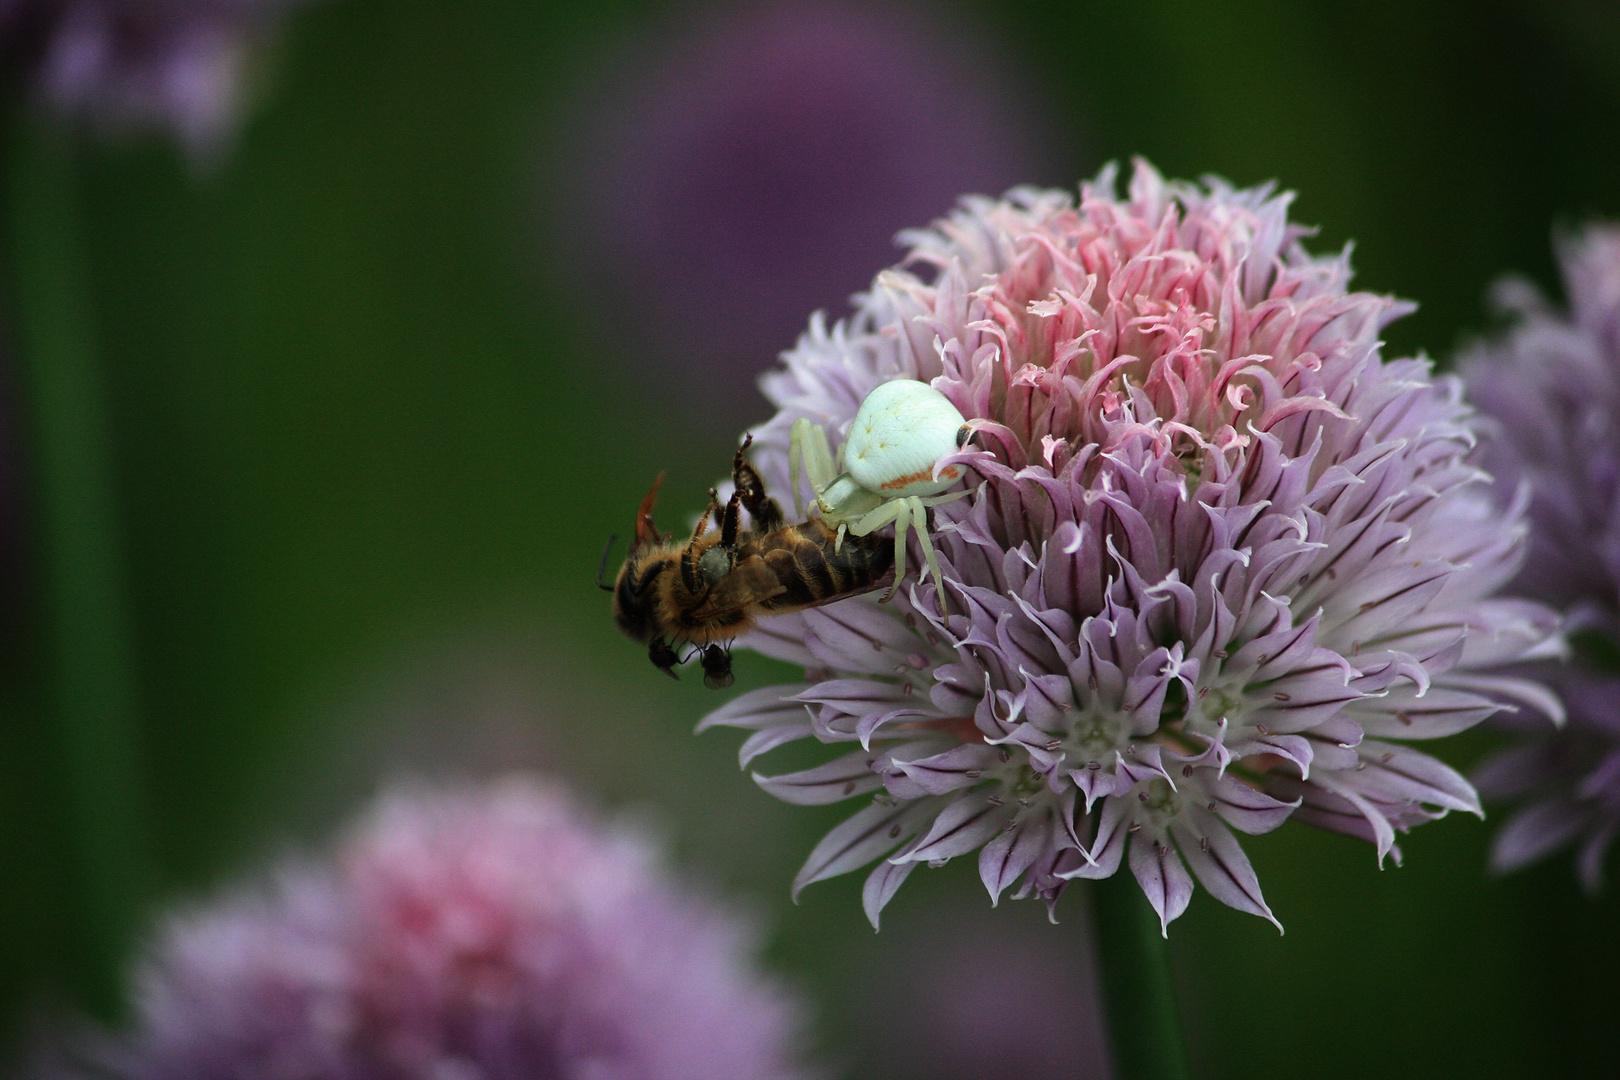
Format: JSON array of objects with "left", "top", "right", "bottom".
[{"left": 789, "top": 379, "right": 971, "bottom": 612}]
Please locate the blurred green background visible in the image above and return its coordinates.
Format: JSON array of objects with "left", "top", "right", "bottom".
[{"left": 3, "top": 0, "right": 1619, "bottom": 1076}]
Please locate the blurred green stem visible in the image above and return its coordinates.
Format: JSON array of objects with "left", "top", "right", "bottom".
[
  {"left": 1090, "top": 873, "right": 1193, "bottom": 1080},
  {"left": 4, "top": 110, "right": 153, "bottom": 1019}
]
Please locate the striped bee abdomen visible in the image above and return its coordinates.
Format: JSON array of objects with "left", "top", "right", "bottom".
[{"left": 757, "top": 523, "right": 894, "bottom": 611}]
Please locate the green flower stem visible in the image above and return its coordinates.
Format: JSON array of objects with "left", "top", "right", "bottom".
[
  {"left": 1089, "top": 873, "right": 1193, "bottom": 1080},
  {"left": 4, "top": 109, "right": 154, "bottom": 1019}
]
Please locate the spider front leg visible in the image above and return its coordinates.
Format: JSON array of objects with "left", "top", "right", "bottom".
[
  {"left": 911, "top": 490, "right": 967, "bottom": 616},
  {"left": 848, "top": 497, "right": 909, "bottom": 597},
  {"left": 850, "top": 496, "right": 952, "bottom": 616},
  {"left": 908, "top": 497, "right": 951, "bottom": 618},
  {"left": 789, "top": 418, "right": 838, "bottom": 519}
]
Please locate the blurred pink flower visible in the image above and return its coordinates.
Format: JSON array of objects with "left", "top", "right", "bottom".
[{"left": 44, "top": 777, "right": 811, "bottom": 1080}]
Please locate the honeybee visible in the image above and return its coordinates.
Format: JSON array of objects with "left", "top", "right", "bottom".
[{"left": 603, "top": 437, "right": 894, "bottom": 688}]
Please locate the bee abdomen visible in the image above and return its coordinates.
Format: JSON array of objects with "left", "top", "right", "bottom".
[{"left": 761, "top": 525, "right": 893, "bottom": 610}]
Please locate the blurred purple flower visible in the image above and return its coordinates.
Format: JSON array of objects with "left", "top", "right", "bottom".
[
  {"left": 555, "top": 0, "right": 1051, "bottom": 430},
  {"left": 703, "top": 160, "right": 1561, "bottom": 933},
  {"left": 44, "top": 777, "right": 811, "bottom": 1080},
  {"left": 1473, "top": 670, "right": 1620, "bottom": 891},
  {"left": 853, "top": 896, "right": 1109, "bottom": 1080},
  {"left": 1463, "top": 225, "right": 1620, "bottom": 890},
  {"left": 0, "top": 0, "right": 309, "bottom": 154}
]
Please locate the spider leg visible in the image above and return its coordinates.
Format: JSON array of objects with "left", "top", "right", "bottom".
[
  {"left": 912, "top": 499, "right": 951, "bottom": 618},
  {"left": 849, "top": 499, "right": 907, "bottom": 600},
  {"left": 806, "top": 422, "right": 837, "bottom": 491},
  {"left": 886, "top": 502, "right": 913, "bottom": 602},
  {"left": 789, "top": 421, "right": 806, "bottom": 519},
  {"left": 791, "top": 419, "right": 841, "bottom": 522},
  {"left": 849, "top": 498, "right": 905, "bottom": 537}
]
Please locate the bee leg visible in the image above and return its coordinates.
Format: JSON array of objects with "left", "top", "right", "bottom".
[
  {"left": 719, "top": 486, "right": 743, "bottom": 552},
  {"left": 649, "top": 637, "right": 681, "bottom": 680},
  {"left": 700, "top": 643, "right": 735, "bottom": 690},
  {"left": 682, "top": 490, "right": 724, "bottom": 592},
  {"left": 693, "top": 490, "right": 720, "bottom": 543},
  {"left": 733, "top": 435, "right": 785, "bottom": 534}
]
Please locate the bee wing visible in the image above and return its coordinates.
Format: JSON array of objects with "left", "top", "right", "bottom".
[
  {"left": 685, "top": 557, "right": 786, "bottom": 622},
  {"left": 633, "top": 472, "right": 667, "bottom": 548}
]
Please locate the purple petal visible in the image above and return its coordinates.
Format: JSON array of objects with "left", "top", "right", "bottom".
[
  {"left": 754, "top": 750, "right": 884, "bottom": 806},
  {"left": 1489, "top": 796, "right": 1591, "bottom": 873},
  {"left": 1128, "top": 832, "right": 1194, "bottom": 935},
  {"left": 792, "top": 798, "right": 942, "bottom": 899},
  {"left": 1171, "top": 812, "right": 1282, "bottom": 932},
  {"left": 737, "top": 723, "right": 815, "bottom": 768},
  {"left": 978, "top": 807, "right": 1056, "bottom": 904},
  {"left": 1350, "top": 740, "right": 1482, "bottom": 816},
  {"left": 893, "top": 743, "right": 1004, "bottom": 796},
  {"left": 1351, "top": 685, "right": 1508, "bottom": 740},
  {"left": 1576, "top": 815, "right": 1618, "bottom": 892},
  {"left": 862, "top": 847, "right": 920, "bottom": 929},
  {"left": 792, "top": 678, "right": 909, "bottom": 713},
  {"left": 1307, "top": 773, "right": 1400, "bottom": 865},
  {"left": 1207, "top": 772, "right": 1299, "bottom": 835},
  {"left": 698, "top": 684, "right": 813, "bottom": 732},
  {"left": 900, "top": 793, "right": 1016, "bottom": 864}
]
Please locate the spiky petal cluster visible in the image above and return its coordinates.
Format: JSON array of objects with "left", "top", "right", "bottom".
[
  {"left": 704, "top": 161, "right": 1561, "bottom": 932},
  {"left": 44, "top": 778, "right": 809, "bottom": 1080},
  {"left": 1463, "top": 225, "right": 1620, "bottom": 890},
  {"left": 0, "top": 0, "right": 310, "bottom": 153}
]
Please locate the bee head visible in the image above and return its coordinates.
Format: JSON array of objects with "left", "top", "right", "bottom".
[
  {"left": 610, "top": 473, "right": 676, "bottom": 642},
  {"left": 611, "top": 556, "right": 664, "bottom": 642}
]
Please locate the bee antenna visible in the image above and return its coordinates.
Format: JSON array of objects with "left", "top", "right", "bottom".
[{"left": 596, "top": 534, "right": 618, "bottom": 591}]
